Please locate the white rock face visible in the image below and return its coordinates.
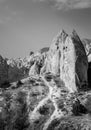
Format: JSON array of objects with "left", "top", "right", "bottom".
[
  {"left": 59, "top": 33, "right": 76, "bottom": 92},
  {"left": 41, "top": 30, "right": 88, "bottom": 92},
  {"left": 41, "top": 49, "right": 60, "bottom": 75},
  {"left": 29, "top": 62, "right": 39, "bottom": 76}
]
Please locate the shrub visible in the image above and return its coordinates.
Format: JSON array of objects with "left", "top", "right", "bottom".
[
  {"left": 0, "top": 81, "right": 11, "bottom": 89},
  {"left": 38, "top": 105, "right": 49, "bottom": 115},
  {"left": 72, "top": 99, "right": 87, "bottom": 116},
  {"left": 30, "top": 51, "right": 34, "bottom": 56},
  {"left": 16, "top": 80, "right": 23, "bottom": 87}
]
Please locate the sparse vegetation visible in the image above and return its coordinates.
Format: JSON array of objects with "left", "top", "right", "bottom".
[
  {"left": 0, "top": 80, "right": 11, "bottom": 89},
  {"left": 39, "top": 105, "right": 49, "bottom": 115},
  {"left": 30, "top": 51, "right": 34, "bottom": 56},
  {"left": 16, "top": 80, "right": 23, "bottom": 87}
]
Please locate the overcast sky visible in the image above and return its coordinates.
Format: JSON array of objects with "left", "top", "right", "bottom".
[{"left": 0, "top": 0, "right": 91, "bottom": 58}]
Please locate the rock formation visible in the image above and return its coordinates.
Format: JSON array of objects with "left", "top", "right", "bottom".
[
  {"left": 27, "top": 30, "right": 88, "bottom": 130},
  {"left": 0, "top": 32, "right": 88, "bottom": 89},
  {"left": 82, "top": 39, "right": 91, "bottom": 88},
  {"left": 29, "top": 52, "right": 45, "bottom": 77},
  {"left": 39, "top": 47, "right": 49, "bottom": 54},
  {"left": 0, "top": 29, "right": 90, "bottom": 130},
  {"left": 41, "top": 30, "right": 88, "bottom": 92},
  {"left": 0, "top": 49, "right": 47, "bottom": 86},
  {"left": 82, "top": 39, "right": 91, "bottom": 58}
]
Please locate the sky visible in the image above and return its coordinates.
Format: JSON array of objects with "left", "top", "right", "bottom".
[{"left": 0, "top": 0, "right": 91, "bottom": 58}]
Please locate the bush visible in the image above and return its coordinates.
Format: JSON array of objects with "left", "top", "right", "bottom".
[
  {"left": 30, "top": 51, "right": 34, "bottom": 56},
  {"left": 16, "top": 80, "right": 23, "bottom": 87},
  {"left": 0, "top": 81, "right": 11, "bottom": 89},
  {"left": 38, "top": 105, "right": 49, "bottom": 115},
  {"left": 1, "top": 91, "right": 29, "bottom": 130},
  {"left": 72, "top": 99, "right": 87, "bottom": 116}
]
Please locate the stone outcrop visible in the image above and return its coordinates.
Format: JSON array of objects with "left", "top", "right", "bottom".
[
  {"left": 71, "top": 30, "right": 88, "bottom": 90},
  {"left": 39, "top": 47, "right": 49, "bottom": 54},
  {"left": 82, "top": 39, "right": 91, "bottom": 88},
  {"left": 41, "top": 30, "right": 88, "bottom": 92},
  {"left": 82, "top": 39, "right": 91, "bottom": 62},
  {"left": 29, "top": 52, "right": 45, "bottom": 77},
  {"left": 82, "top": 39, "right": 91, "bottom": 56}
]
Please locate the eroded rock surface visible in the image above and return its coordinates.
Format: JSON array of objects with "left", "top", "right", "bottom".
[
  {"left": 41, "top": 30, "right": 88, "bottom": 92},
  {"left": 0, "top": 75, "right": 91, "bottom": 130}
]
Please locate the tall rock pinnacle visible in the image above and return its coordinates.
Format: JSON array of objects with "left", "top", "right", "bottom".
[{"left": 41, "top": 30, "right": 88, "bottom": 92}]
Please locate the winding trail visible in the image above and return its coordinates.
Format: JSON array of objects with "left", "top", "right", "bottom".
[{"left": 29, "top": 75, "right": 64, "bottom": 130}]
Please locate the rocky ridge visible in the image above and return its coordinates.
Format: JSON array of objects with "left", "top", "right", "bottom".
[
  {"left": 0, "top": 50, "right": 47, "bottom": 86},
  {"left": 0, "top": 36, "right": 91, "bottom": 87}
]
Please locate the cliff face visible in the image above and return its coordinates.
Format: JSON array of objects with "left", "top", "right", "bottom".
[
  {"left": 82, "top": 39, "right": 91, "bottom": 87},
  {"left": 41, "top": 30, "right": 88, "bottom": 92}
]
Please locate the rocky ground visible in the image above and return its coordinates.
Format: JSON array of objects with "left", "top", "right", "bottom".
[
  {"left": 0, "top": 76, "right": 91, "bottom": 130},
  {"left": 0, "top": 30, "right": 91, "bottom": 130}
]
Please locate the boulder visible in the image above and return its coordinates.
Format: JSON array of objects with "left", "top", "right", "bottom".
[
  {"left": 81, "top": 94, "right": 91, "bottom": 113},
  {"left": 39, "top": 47, "right": 49, "bottom": 54}
]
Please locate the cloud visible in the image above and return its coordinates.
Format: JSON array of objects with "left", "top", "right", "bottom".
[
  {"left": 0, "top": 16, "right": 12, "bottom": 24},
  {"left": 0, "top": 9, "right": 17, "bottom": 24},
  {"left": 34, "top": 0, "right": 91, "bottom": 10},
  {"left": 0, "top": 0, "right": 6, "bottom": 3},
  {"left": 55, "top": 0, "right": 91, "bottom": 10}
]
